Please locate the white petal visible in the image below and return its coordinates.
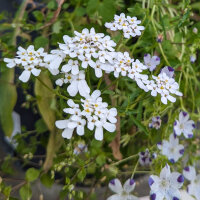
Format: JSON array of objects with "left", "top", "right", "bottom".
[
  {"left": 95, "top": 126, "right": 103, "bottom": 141},
  {"left": 107, "top": 194, "right": 121, "bottom": 200},
  {"left": 160, "top": 164, "right": 171, "bottom": 179},
  {"left": 67, "top": 80, "right": 78, "bottom": 96},
  {"left": 123, "top": 179, "right": 135, "bottom": 193},
  {"left": 78, "top": 80, "right": 90, "bottom": 97},
  {"left": 62, "top": 128, "right": 74, "bottom": 139},
  {"left": 19, "top": 70, "right": 31, "bottom": 82},
  {"left": 68, "top": 121, "right": 77, "bottom": 129},
  {"left": 77, "top": 125, "right": 84, "bottom": 136},
  {"left": 103, "top": 122, "right": 116, "bottom": 132},
  {"left": 108, "top": 179, "right": 123, "bottom": 194},
  {"left": 31, "top": 68, "right": 41, "bottom": 76},
  {"left": 183, "top": 166, "right": 196, "bottom": 181},
  {"left": 91, "top": 90, "right": 101, "bottom": 100},
  {"left": 55, "top": 120, "right": 68, "bottom": 129}
]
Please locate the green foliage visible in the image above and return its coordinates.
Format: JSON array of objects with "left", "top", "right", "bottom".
[
  {"left": 0, "top": 69, "right": 17, "bottom": 136},
  {"left": 25, "top": 168, "right": 40, "bottom": 182},
  {"left": 19, "top": 184, "right": 32, "bottom": 200}
]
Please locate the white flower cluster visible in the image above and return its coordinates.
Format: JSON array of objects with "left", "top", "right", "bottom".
[
  {"left": 145, "top": 70, "right": 183, "bottom": 104},
  {"left": 3, "top": 45, "right": 58, "bottom": 82},
  {"left": 46, "top": 28, "right": 116, "bottom": 77},
  {"left": 105, "top": 13, "right": 144, "bottom": 39},
  {"left": 55, "top": 90, "right": 117, "bottom": 141}
]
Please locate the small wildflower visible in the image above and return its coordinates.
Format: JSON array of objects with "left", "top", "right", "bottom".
[
  {"left": 157, "top": 133, "right": 184, "bottom": 163},
  {"left": 139, "top": 149, "right": 156, "bottom": 166},
  {"left": 107, "top": 178, "right": 139, "bottom": 200},
  {"left": 149, "top": 116, "right": 162, "bottom": 129},
  {"left": 174, "top": 111, "right": 195, "bottom": 138},
  {"left": 149, "top": 164, "right": 184, "bottom": 200},
  {"left": 144, "top": 54, "right": 160, "bottom": 71}
]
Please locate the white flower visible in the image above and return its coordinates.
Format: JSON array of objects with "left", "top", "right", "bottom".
[
  {"left": 107, "top": 178, "right": 138, "bottom": 200},
  {"left": 157, "top": 133, "right": 184, "bottom": 163},
  {"left": 105, "top": 13, "right": 144, "bottom": 39},
  {"left": 61, "top": 59, "right": 79, "bottom": 75},
  {"left": 144, "top": 54, "right": 160, "bottom": 71},
  {"left": 149, "top": 164, "right": 184, "bottom": 200},
  {"left": 19, "top": 65, "right": 41, "bottom": 82},
  {"left": 44, "top": 49, "right": 66, "bottom": 70},
  {"left": 183, "top": 166, "right": 200, "bottom": 200},
  {"left": 55, "top": 117, "right": 86, "bottom": 139},
  {"left": 174, "top": 111, "right": 195, "bottom": 138},
  {"left": 67, "top": 71, "right": 90, "bottom": 97},
  {"left": 56, "top": 71, "right": 90, "bottom": 97},
  {"left": 149, "top": 116, "right": 162, "bottom": 129}
]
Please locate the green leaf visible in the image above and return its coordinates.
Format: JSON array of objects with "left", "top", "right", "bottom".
[
  {"left": 77, "top": 168, "right": 86, "bottom": 181},
  {"left": 86, "top": 0, "right": 116, "bottom": 22},
  {"left": 25, "top": 168, "right": 40, "bottom": 182},
  {"left": 33, "top": 10, "right": 44, "bottom": 22},
  {"left": 96, "top": 154, "right": 106, "bottom": 166},
  {"left": 47, "top": 0, "right": 57, "bottom": 9},
  {"left": 40, "top": 173, "right": 54, "bottom": 188},
  {"left": 52, "top": 21, "right": 61, "bottom": 34},
  {"left": 130, "top": 116, "right": 148, "bottom": 135},
  {"left": 102, "top": 90, "right": 115, "bottom": 95},
  {"left": 19, "top": 184, "right": 32, "bottom": 200},
  {"left": 34, "top": 72, "right": 56, "bottom": 132},
  {"left": 0, "top": 69, "right": 17, "bottom": 136},
  {"left": 35, "top": 118, "right": 48, "bottom": 134},
  {"left": 34, "top": 36, "right": 48, "bottom": 49}
]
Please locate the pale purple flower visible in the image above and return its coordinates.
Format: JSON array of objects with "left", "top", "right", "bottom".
[
  {"left": 174, "top": 111, "right": 195, "bottom": 138},
  {"left": 139, "top": 149, "right": 156, "bottom": 166},
  {"left": 160, "top": 66, "right": 174, "bottom": 78},
  {"left": 149, "top": 116, "right": 162, "bottom": 130},
  {"left": 190, "top": 55, "right": 196, "bottom": 63},
  {"left": 157, "top": 133, "right": 184, "bottom": 163},
  {"left": 144, "top": 54, "right": 160, "bottom": 71}
]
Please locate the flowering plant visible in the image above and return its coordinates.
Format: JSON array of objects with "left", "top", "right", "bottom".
[{"left": 0, "top": 0, "right": 200, "bottom": 200}]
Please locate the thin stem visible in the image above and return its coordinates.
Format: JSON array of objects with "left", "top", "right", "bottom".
[
  {"left": 131, "top": 159, "right": 139, "bottom": 179},
  {"left": 111, "top": 154, "right": 138, "bottom": 166},
  {"left": 151, "top": 5, "right": 170, "bottom": 66}
]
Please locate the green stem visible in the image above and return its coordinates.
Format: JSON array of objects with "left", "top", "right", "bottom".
[
  {"left": 131, "top": 159, "right": 139, "bottom": 179},
  {"left": 151, "top": 5, "right": 170, "bottom": 66},
  {"left": 111, "top": 154, "right": 138, "bottom": 166}
]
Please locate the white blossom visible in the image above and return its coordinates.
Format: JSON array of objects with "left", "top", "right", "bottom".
[
  {"left": 149, "top": 164, "right": 184, "bottom": 200},
  {"left": 157, "top": 133, "right": 184, "bottom": 163},
  {"left": 174, "top": 111, "right": 195, "bottom": 138},
  {"left": 4, "top": 45, "right": 49, "bottom": 82},
  {"left": 107, "top": 178, "right": 138, "bottom": 200},
  {"left": 105, "top": 13, "right": 144, "bottom": 39},
  {"left": 73, "top": 142, "right": 88, "bottom": 155}
]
